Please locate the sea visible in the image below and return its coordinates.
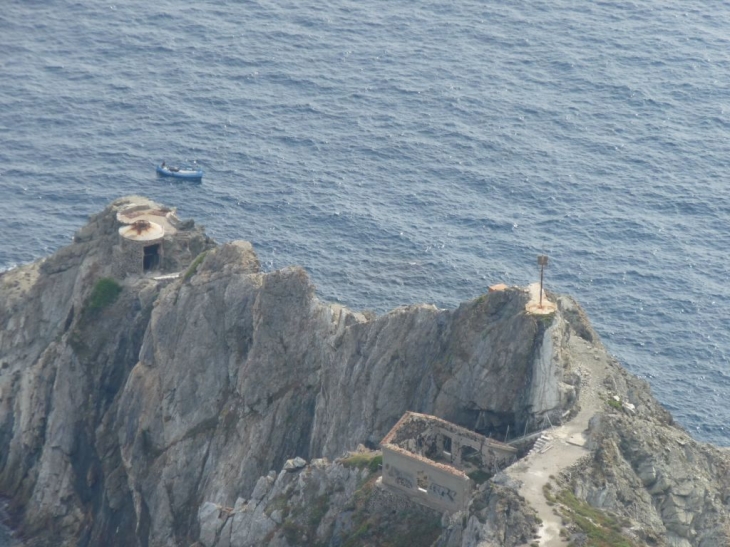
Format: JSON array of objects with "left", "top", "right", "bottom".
[{"left": 2, "top": 2, "right": 730, "bottom": 536}]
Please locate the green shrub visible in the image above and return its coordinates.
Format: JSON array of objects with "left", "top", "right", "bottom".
[
  {"left": 184, "top": 251, "right": 207, "bottom": 281},
  {"left": 543, "top": 483, "right": 556, "bottom": 503},
  {"left": 264, "top": 495, "right": 289, "bottom": 518},
  {"left": 556, "top": 490, "right": 637, "bottom": 547},
  {"left": 368, "top": 454, "right": 383, "bottom": 473},
  {"left": 282, "top": 519, "right": 303, "bottom": 544},
  {"left": 606, "top": 398, "right": 623, "bottom": 410},
  {"left": 343, "top": 522, "right": 370, "bottom": 547},
  {"left": 87, "top": 278, "right": 123, "bottom": 312},
  {"left": 309, "top": 494, "right": 330, "bottom": 528},
  {"left": 341, "top": 452, "right": 382, "bottom": 473}
]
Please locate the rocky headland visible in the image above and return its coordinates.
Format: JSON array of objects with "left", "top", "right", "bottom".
[{"left": 0, "top": 196, "right": 729, "bottom": 547}]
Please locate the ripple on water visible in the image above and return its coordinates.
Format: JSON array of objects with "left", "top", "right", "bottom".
[{"left": 2, "top": 0, "right": 730, "bottom": 445}]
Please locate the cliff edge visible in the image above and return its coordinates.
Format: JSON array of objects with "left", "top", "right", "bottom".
[{"left": 0, "top": 197, "right": 728, "bottom": 547}]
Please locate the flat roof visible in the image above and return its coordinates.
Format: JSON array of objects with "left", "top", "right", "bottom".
[
  {"left": 116, "top": 199, "right": 178, "bottom": 235},
  {"left": 119, "top": 220, "right": 164, "bottom": 241}
]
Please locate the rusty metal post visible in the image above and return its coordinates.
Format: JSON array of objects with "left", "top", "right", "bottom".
[{"left": 537, "top": 255, "right": 549, "bottom": 307}]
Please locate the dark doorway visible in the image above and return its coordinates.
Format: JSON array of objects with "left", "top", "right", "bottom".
[{"left": 143, "top": 244, "right": 160, "bottom": 271}]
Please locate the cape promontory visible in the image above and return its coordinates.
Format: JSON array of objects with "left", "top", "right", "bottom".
[{"left": 1, "top": 196, "right": 729, "bottom": 547}]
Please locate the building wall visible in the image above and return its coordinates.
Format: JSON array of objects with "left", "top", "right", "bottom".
[
  {"left": 382, "top": 446, "right": 471, "bottom": 513},
  {"left": 434, "top": 425, "right": 516, "bottom": 471},
  {"left": 112, "top": 235, "right": 164, "bottom": 279}
]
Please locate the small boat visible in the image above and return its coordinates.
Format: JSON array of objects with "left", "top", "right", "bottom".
[{"left": 156, "top": 163, "right": 203, "bottom": 180}]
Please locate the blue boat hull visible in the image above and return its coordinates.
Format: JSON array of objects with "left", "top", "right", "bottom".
[{"left": 156, "top": 165, "right": 203, "bottom": 180}]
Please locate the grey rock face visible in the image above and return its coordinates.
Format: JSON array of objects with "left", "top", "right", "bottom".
[
  {"left": 0, "top": 198, "right": 564, "bottom": 546},
  {"left": 434, "top": 483, "right": 540, "bottom": 547},
  {"left": 195, "top": 453, "right": 540, "bottom": 547},
  {"left": 115, "top": 253, "right": 564, "bottom": 545},
  {"left": 566, "top": 404, "right": 730, "bottom": 547},
  {"left": 0, "top": 197, "right": 215, "bottom": 545},
  {"left": 4, "top": 197, "right": 729, "bottom": 547},
  {"left": 283, "top": 458, "right": 307, "bottom": 472}
]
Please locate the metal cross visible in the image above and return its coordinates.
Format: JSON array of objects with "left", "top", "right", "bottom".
[{"left": 537, "top": 255, "right": 549, "bottom": 307}]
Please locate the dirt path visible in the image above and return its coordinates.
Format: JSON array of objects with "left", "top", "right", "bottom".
[{"left": 507, "top": 295, "right": 612, "bottom": 547}]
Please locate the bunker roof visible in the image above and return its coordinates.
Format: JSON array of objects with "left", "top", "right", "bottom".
[
  {"left": 116, "top": 198, "right": 179, "bottom": 235},
  {"left": 119, "top": 220, "right": 165, "bottom": 241}
]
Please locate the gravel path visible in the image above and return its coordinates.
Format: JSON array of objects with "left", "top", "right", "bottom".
[{"left": 506, "top": 306, "right": 611, "bottom": 547}]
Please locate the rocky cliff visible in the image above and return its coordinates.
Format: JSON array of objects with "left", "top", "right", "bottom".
[{"left": 1, "top": 197, "right": 729, "bottom": 547}]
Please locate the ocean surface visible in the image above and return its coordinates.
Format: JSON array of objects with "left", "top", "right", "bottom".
[{"left": 2, "top": 0, "right": 730, "bottom": 498}]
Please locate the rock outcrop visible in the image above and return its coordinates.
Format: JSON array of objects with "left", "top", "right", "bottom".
[
  {"left": 1, "top": 196, "right": 729, "bottom": 547},
  {"left": 195, "top": 450, "right": 539, "bottom": 547},
  {"left": 560, "top": 370, "right": 730, "bottom": 547}
]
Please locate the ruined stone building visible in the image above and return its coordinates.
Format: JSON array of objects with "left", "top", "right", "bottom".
[
  {"left": 109, "top": 197, "right": 211, "bottom": 279},
  {"left": 112, "top": 202, "right": 178, "bottom": 278},
  {"left": 380, "top": 411, "right": 517, "bottom": 512}
]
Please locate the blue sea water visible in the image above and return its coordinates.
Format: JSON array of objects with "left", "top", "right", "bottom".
[{"left": 2, "top": 0, "right": 730, "bottom": 471}]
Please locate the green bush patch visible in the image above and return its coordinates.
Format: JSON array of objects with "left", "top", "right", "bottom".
[
  {"left": 606, "top": 398, "right": 623, "bottom": 411},
  {"left": 556, "top": 490, "right": 637, "bottom": 547},
  {"left": 309, "top": 494, "right": 330, "bottom": 529},
  {"left": 184, "top": 251, "right": 207, "bottom": 281},
  {"left": 341, "top": 452, "right": 382, "bottom": 473},
  {"left": 87, "top": 278, "right": 123, "bottom": 312}
]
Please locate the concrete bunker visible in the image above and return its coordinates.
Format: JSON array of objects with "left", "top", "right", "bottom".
[
  {"left": 112, "top": 200, "right": 181, "bottom": 279},
  {"left": 114, "top": 219, "right": 165, "bottom": 278},
  {"left": 380, "top": 411, "right": 518, "bottom": 513},
  {"left": 106, "top": 196, "right": 216, "bottom": 281}
]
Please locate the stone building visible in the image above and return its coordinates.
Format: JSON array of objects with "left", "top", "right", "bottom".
[
  {"left": 106, "top": 196, "right": 215, "bottom": 281},
  {"left": 380, "top": 411, "right": 517, "bottom": 512},
  {"left": 111, "top": 200, "right": 179, "bottom": 279},
  {"left": 113, "top": 219, "right": 165, "bottom": 277}
]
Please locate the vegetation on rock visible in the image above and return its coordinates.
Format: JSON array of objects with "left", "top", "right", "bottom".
[
  {"left": 543, "top": 486, "right": 637, "bottom": 547},
  {"left": 184, "top": 251, "right": 207, "bottom": 281},
  {"left": 87, "top": 277, "right": 122, "bottom": 312},
  {"left": 341, "top": 475, "right": 442, "bottom": 547},
  {"left": 340, "top": 452, "right": 382, "bottom": 473}
]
